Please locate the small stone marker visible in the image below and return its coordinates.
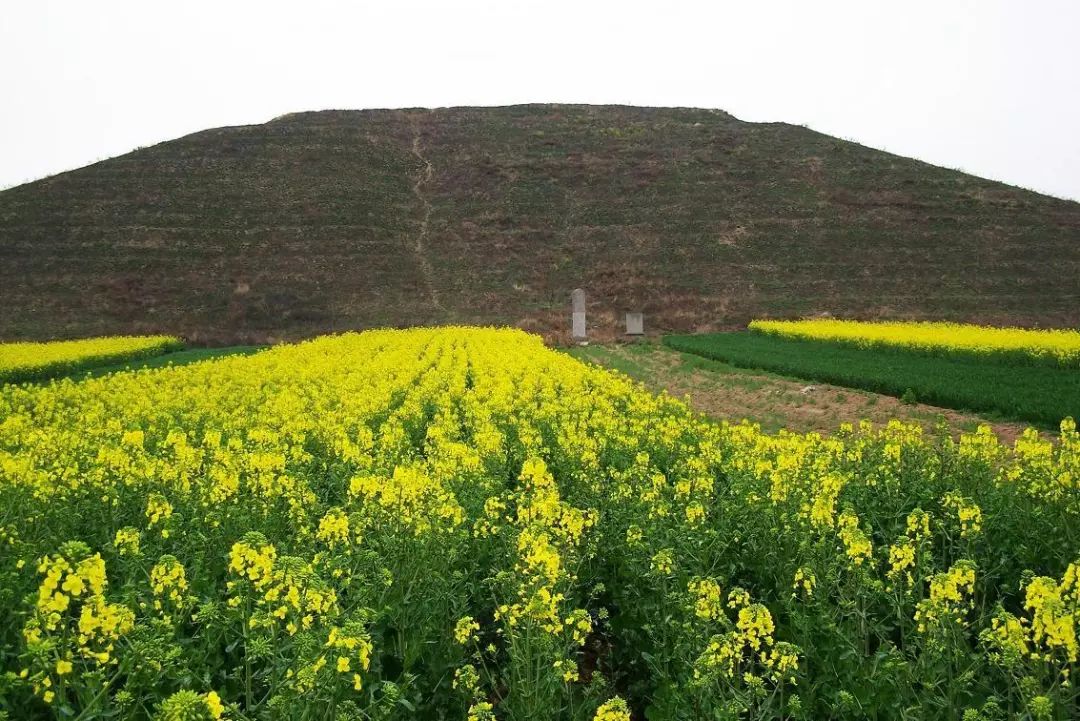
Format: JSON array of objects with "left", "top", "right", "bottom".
[
  {"left": 571, "top": 288, "right": 587, "bottom": 342},
  {"left": 625, "top": 312, "right": 644, "bottom": 336},
  {"left": 572, "top": 288, "right": 586, "bottom": 313}
]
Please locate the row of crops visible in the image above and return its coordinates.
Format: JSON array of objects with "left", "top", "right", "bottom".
[
  {"left": 749, "top": 319, "right": 1080, "bottom": 369},
  {"left": 1, "top": 327, "right": 1078, "bottom": 720},
  {"left": 0, "top": 336, "right": 183, "bottom": 384},
  {"left": 667, "top": 321, "right": 1080, "bottom": 427}
]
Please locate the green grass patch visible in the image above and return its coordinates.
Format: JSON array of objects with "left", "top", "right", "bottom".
[
  {"left": 70, "top": 346, "right": 265, "bottom": 381},
  {"left": 665, "top": 332, "right": 1079, "bottom": 428},
  {"left": 10, "top": 346, "right": 267, "bottom": 386},
  {"left": 566, "top": 345, "right": 647, "bottom": 380}
]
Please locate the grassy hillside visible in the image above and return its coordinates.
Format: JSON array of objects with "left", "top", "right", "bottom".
[{"left": 2, "top": 105, "right": 1079, "bottom": 343}]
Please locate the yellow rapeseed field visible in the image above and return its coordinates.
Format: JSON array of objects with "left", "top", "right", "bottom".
[
  {"left": 0, "top": 327, "right": 1078, "bottom": 720},
  {"left": 749, "top": 318, "right": 1080, "bottom": 367},
  {"left": 0, "top": 335, "right": 182, "bottom": 384}
]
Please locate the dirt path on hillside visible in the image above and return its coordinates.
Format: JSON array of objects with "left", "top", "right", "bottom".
[
  {"left": 573, "top": 343, "right": 1031, "bottom": 442},
  {"left": 408, "top": 114, "right": 443, "bottom": 312}
]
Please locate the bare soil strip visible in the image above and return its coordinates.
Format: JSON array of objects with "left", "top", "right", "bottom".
[
  {"left": 408, "top": 114, "right": 443, "bottom": 311},
  {"left": 571, "top": 342, "right": 1029, "bottom": 442}
]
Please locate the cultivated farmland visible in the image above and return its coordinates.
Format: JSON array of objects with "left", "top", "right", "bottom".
[
  {"left": 749, "top": 319, "right": 1080, "bottom": 369},
  {"left": 2, "top": 328, "right": 1078, "bottom": 720},
  {"left": 665, "top": 330, "right": 1080, "bottom": 427},
  {"left": 0, "top": 336, "right": 182, "bottom": 385}
]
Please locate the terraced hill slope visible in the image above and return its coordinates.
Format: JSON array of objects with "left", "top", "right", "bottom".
[{"left": 2, "top": 105, "right": 1078, "bottom": 343}]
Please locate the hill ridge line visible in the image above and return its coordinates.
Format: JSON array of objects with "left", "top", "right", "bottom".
[{"left": 1, "top": 104, "right": 1078, "bottom": 343}]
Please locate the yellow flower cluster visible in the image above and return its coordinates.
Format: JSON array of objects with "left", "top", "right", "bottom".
[
  {"left": 146, "top": 493, "right": 174, "bottom": 537},
  {"left": 258, "top": 558, "right": 336, "bottom": 635},
  {"left": 689, "top": 577, "right": 725, "bottom": 621},
  {"left": 225, "top": 532, "right": 336, "bottom": 634},
  {"left": 467, "top": 701, "right": 496, "bottom": 721},
  {"left": 454, "top": 663, "right": 481, "bottom": 693},
  {"left": 915, "top": 560, "right": 977, "bottom": 634},
  {"left": 886, "top": 539, "right": 916, "bottom": 588},
  {"left": 35, "top": 549, "right": 107, "bottom": 615},
  {"left": 837, "top": 509, "right": 873, "bottom": 567},
  {"left": 692, "top": 587, "right": 800, "bottom": 688},
  {"left": 1000, "top": 420, "right": 1080, "bottom": 500},
  {"left": 1027, "top": 568, "right": 1080, "bottom": 662},
  {"left": 594, "top": 696, "right": 632, "bottom": 721},
  {"left": 22, "top": 543, "right": 134, "bottom": 702},
  {"left": 315, "top": 507, "right": 352, "bottom": 549},
  {"left": 150, "top": 554, "right": 191, "bottom": 615},
  {"left": 286, "top": 624, "right": 373, "bottom": 693},
  {"left": 984, "top": 560, "right": 1080, "bottom": 668},
  {"left": 326, "top": 624, "right": 374, "bottom": 691},
  {"left": 349, "top": 465, "right": 464, "bottom": 535},
  {"left": 112, "top": 526, "right": 141, "bottom": 556},
  {"left": 650, "top": 548, "right": 675, "bottom": 576},
  {"left": 454, "top": 615, "right": 480, "bottom": 645},
  {"left": 493, "top": 457, "right": 594, "bottom": 640},
  {"left": 749, "top": 318, "right": 1080, "bottom": 367},
  {"left": 792, "top": 567, "right": 816, "bottom": 598},
  {"left": 227, "top": 533, "right": 277, "bottom": 590},
  {"left": 942, "top": 493, "right": 983, "bottom": 537},
  {"left": 886, "top": 508, "right": 934, "bottom": 591},
  {"left": 905, "top": 508, "right": 932, "bottom": 540}
]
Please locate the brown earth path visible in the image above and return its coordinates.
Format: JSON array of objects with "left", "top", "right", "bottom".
[
  {"left": 569, "top": 342, "right": 1030, "bottom": 442},
  {"left": 407, "top": 112, "right": 443, "bottom": 312}
]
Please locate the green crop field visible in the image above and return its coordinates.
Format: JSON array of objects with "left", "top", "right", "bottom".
[{"left": 664, "top": 332, "right": 1080, "bottom": 428}]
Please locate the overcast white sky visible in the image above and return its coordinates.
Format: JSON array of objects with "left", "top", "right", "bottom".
[{"left": 3, "top": 0, "right": 1079, "bottom": 200}]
